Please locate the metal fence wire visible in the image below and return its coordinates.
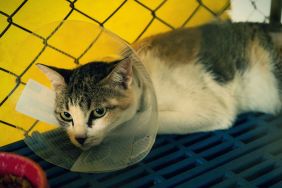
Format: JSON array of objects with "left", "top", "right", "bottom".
[
  {"left": 1, "top": 0, "right": 282, "bottom": 187},
  {"left": 0, "top": 0, "right": 281, "bottom": 134},
  {"left": 0, "top": 0, "right": 233, "bottom": 135},
  {"left": 1, "top": 0, "right": 281, "bottom": 136}
]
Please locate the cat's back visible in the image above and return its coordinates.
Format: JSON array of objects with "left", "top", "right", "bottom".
[
  {"left": 134, "top": 22, "right": 282, "bottom": 115},
  {"left": 135, "top": 22, "right": 273, "bottom": 82}
]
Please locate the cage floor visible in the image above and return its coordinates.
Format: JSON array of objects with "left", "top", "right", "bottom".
[{"left": 1, "top": 112, "right": 282, "bottom": 188}]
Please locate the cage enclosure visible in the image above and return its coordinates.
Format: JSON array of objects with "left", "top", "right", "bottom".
[{"left": 1, "top": 0, "right": 282, "bottom": 187}]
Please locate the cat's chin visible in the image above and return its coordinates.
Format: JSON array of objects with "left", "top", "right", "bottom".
[
  {"left": 79, "top": 144, "right": 101, "bottom": 151},
  {"left": 72, "top": 142, "right": 100, "bottom": 151},
  {"left": 79, "top": 145, "right": 92, "bottom": 151}
]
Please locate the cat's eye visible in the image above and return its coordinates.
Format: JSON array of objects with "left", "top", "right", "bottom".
[
  {"left": 93, "top": 107, "right": 107, "bottom": 118},
  {"left": 60, "top": 112, "right": 73, "bottom": 122}
]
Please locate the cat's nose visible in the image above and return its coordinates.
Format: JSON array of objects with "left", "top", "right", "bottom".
[{"left": 75, "top": 137, "right": 86, "bottom": 145}]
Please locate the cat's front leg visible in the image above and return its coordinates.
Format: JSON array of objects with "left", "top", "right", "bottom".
[{"left": 157, "top": 110, "right": 235, "bottom": 134}]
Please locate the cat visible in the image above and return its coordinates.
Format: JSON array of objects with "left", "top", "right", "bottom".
[{"left": 37, "top": 22, "right": 282, "bottom": 150}]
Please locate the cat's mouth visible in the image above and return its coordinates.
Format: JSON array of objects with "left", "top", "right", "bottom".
[
  {"left": 71, "top": 136, "right": 103, "bottom": 150},
  {"left": 66, "top": 130, "right": 104, "bottom": 150}
]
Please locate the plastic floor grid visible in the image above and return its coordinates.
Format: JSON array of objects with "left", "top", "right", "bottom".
[{"left": 1, "top": 112, "right": 282, "bottom": 188}]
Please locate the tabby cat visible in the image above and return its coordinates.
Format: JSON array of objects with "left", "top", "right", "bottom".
[{"left": 37, "top": 22, "right": 282, "bottom": 150}]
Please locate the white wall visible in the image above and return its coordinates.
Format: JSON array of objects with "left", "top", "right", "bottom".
[{"left": 229, "top": 0, "right": 272, "bottom": 22}]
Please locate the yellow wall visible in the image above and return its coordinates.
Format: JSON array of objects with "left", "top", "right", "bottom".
[{"left": 0, "top": 0, "right": 229, "bottom": 146}]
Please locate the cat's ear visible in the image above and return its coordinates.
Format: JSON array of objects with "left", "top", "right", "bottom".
[
  {"left": 103, "top": 58, "right": 133, "bottom": 89},
  {"left": 36, "top": 64, "right": 71, "bottom": 90}
]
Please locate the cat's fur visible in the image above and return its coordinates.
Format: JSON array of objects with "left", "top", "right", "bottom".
[{"left": 38, "top": 22, "right": 282, "bottom": 149}]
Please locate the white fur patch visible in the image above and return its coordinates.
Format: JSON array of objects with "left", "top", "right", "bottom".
[
  {"left": 138, "top": 48, "right": 281, "bottom": 134},
  {"left": 68, "top": 105, "right": 87, "bottom": 137},
  {"left": 139, "top": 51, "right": 237, "bottom": 134},
  {"left": 236, "top": 64, "right": 281, "bottom": 114}
]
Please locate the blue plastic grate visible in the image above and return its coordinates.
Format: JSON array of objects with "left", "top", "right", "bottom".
[{"left": 1, "top": 112, "right": 282, "bottom": 188}]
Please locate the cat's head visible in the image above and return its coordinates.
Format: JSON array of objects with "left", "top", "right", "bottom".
[{"left": 37, "top": 59, "right": 139, "bottom": 150}]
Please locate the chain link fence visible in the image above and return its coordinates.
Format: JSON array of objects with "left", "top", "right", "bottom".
[{"left": 0, "top": 0, "right": 281, "bottom": 145}]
